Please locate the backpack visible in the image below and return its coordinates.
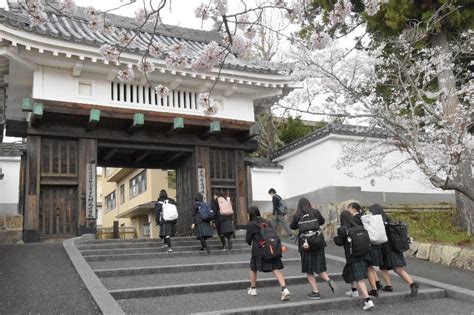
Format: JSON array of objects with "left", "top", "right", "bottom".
[
  {"left": 257, "top": 221, "right": 282, "bottom": 260},
  {"left": 298, "top": 213, "right": 324, "bottom": 251},
  {"left": 218, "top": 197, "right": 234, "bottom": 216},
  {"left": 276, "top": 195, "right": 288, "bottom": 214},
  {"left": 198, "top": 202, "right": 215, "bottom": 221},
  {"left": 159, "top": 200, "right": 178, "bottom": 222},
  {"left": 361, "top": 214, "right": 388, "bottom": 245},
  {"left": 346, "top": 225, "right": 371, "bottom": 256},
  {"left": 386, "top": 221, "right": 410, "bottom": 253}
]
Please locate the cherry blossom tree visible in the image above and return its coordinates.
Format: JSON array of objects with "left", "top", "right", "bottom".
[{"left": 22, "top": 0, "right": 473, "bottom": 232}]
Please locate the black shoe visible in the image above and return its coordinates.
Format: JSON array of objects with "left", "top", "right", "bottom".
[
  {"left": 376, "top": 281, "right": 383, "bottom": 291},
  {"left": 227, "top": 240, "right": 233, "bottom": 250},
  {"left": 327, "top": 279, "right": 336, "bottom": 294},
  {"left": 410, "top": 282, "right": 419, "bottom": 297},
  {"left": 199, "top": 247, "right": 205, "bottom": 251},
  {"left": 307, "top": 292, "right": 321, "bottom": 300},
  {"left": 382, "top": 286, "right": 393, "bottom": 292},
  {"left": 368, "top": 289, "right": 378, "bottom": 297}
]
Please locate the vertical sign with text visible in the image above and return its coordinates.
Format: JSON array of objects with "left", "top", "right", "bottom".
[
  {"left": 197, "top": 167, "right": 207, "bottom": 202},
  {"left": 86, "top": 163, "right": 97, "bottom": 219}
]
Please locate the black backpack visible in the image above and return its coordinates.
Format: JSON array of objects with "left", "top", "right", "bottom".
[
  {"left": 298, "top": 213, "right": 320, "bottom": 233},
  {"left": 346, "top": 225, "right": 371, "bottom": 256},
  {"left": 298, "top": 213, "right": 325, "bottom": 251},
  {"left": 257, "top": 221, "right": 282, "bottom": 260},
  {"left": 386, "top": 221, "right": 410, "bottom": 253}
]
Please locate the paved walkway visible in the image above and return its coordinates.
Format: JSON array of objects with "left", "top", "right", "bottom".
[{"left": 0, "top": 242, "right": 99, "bottom": 314}]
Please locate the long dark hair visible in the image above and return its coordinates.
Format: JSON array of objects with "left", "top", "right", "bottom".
[
  {"left": 247, "top": 206, "right": 261, "bottom": 222},
  {"left": 194, "top": 192, "right": 203, "bottom": 202},
  {"left": 348, "top": 202, "right": 363, "bottom": 214},
  {"left": 159, "top": 189, "right": 168, "bottom": 200},
  {"left": 340, "top": 210, "right": 356, "bottom": 228},
  {"left": 297, "top": 197, "right": 313, "bottom": 214},
  {"left": 369, "top": 203, "right": 389, "bottom": 222}
]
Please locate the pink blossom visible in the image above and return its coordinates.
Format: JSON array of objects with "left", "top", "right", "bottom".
[
  {"left": 237, "top": 14, "right": 250, "bottom": 30},
  {"left": 310, "top": 32, "right": 331, "bottom": 50},
  {"left": 88, "top": 17, "right": 104, "bottom": 32},
  {"left": 117, "top": 66, "right": 135, "bottom": 82},
  {"left": 135, "top": 8, "right": 147, "bottom": 24},
  {"left": 137, "top": 60, "right": 155, "bottom": 74},
  {"left": 274, "top": 0, "right": 287, "bottom": 8},
  {"left": 99, "top": 44, "right": 119, "bottom": 62},
  {"left": 244, "top": 27, "right": 257, "bottom": 40},
  {"left": 86, "top": 6, "right": 98, "bottom": 19},
  {"left": 25, "top": 0, "right": 47, "bottom": 26},
  {"left": 118, "top": 32, "right": 134, "bottom": 47},
  {"left": 154, "top": 84, "right": 170, "bottom": 97},
  {"left": 59, "top": 0, "right": 76, "bottom": 14},
  {"left": 165, "top": 56, "right": 189, "bottom": 70},
  {"left": 190, "top": 41, "right": 223, "bottom": 72},
  {"left": 149, "top": 42, "right": 165, "bottom": 58},
  {"left": 329, "top": 0, "right": 352, "bottom": 26},
  {"left": 212, "top": 0, "right": 227, "bottom": 16},
  {"left": 364, "top": 0, "right": 380, "bottom": 16},
  {"left": 102, "top": 22, "right": 115, "bottom": 35},
  {"left": 172, "top": 43, "right": 186, "bottom": 57},
  {"left": 195, "top": 3, "right": 211, "bottom": 20},
  {"left": 231, "top": 34, "right": 249, "bottom": 58},
  {"left": 198, "top": 92, "right": 211, "bottom": 107}
]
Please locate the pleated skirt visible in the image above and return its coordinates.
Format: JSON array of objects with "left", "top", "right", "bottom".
[
  {"left": 194, "top": 222, "right": 214, "bottom": 238},
  {"left": 381, "top": 243, "right": 407, "bottom": 269},
  {"left": 368, "top": 245, "right": 385, "bottom": 267},
  {"left": 159, "top": 222, "right": 176, "bottom": 238},
  {"left": 300, "top": 249, "right": 327, "bottom": 274},
  {"left": 250, "top": 256, "right": 284, "bottom": 273},
  {"left": 216, "top": 219, "right": 234, "bottom": 235},
  {"left": 342, "top": 260, "right": 369, "bottom": 283}
]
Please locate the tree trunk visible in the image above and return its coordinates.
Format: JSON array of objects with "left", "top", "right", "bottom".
[{"left": 431, "top": 30, "right": 473, "bottom": 235}]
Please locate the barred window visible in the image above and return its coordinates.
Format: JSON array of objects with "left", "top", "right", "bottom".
[{"left": 130, "top": 170, "right": 147, "bottom": 199}]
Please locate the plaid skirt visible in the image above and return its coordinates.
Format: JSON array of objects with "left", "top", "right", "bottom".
[
  {"left": 250, "top": 256, "right": 284, "bottom": 273},
  {"left": 159, "top": 222, "right": 176, "bottom": 238},
  {"left": 301, "top": 249, "right": 327, "bottom": 274},
  {"left": 368, "top": 245, "right": 385, "bottom": 267},
  {"left": 342, "top": 260, "right": 369, "bottom": 283},
  {"left": 216, "top": 219, "right": 234, "bottom": 235},
  {"left": 194, "top": 222, "right": 214, "bottom": 239},
  {"left": 381, "top": 243, "right": 407, "bottom": 270}
]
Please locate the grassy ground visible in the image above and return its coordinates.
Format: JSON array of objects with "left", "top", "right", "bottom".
[{"left": 389, "top": 209, "right": 474, "bottom": 247}]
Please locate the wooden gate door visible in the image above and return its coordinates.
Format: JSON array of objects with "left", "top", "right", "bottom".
[
  {"left": 175, "top": 154, "right": 195, "bottom": 235},
  {"left": 39, "top": 186, "right": 77, "bottom": 237}
]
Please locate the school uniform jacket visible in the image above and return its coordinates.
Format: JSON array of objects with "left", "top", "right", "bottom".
[
  {"left": 245, "top": 218, "right": 270, "bottom": 257},
  {"left": 155, "top": 197, "right": 177, "bottom": 225},
  {"left": 290, "top": 208, "right": 327, "bottom": 252}
]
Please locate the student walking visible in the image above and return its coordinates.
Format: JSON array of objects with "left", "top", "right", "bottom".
[
  {"left": 213, "top": 193, "right": 235, "bottom": 250},
  {"left": 155, "top": 189, "right": 178, "bottom": 253},
  {"left": 268, "top": 188, "right": 295, "bottom": 239},
  {"left": 369, "top": 204, "right": 420, "bottom": 297},
  {"left": 290, "top": 197, "right": 336, "bottom": 300},
  {"left": 192, "top": 193, "right": 214, "bottom": 254},
  {"left": 246, "top": 206, "right": 291, "bottom": 301},
  {"left": 334, "top": 210, "right": 375, "bottom": 311}
]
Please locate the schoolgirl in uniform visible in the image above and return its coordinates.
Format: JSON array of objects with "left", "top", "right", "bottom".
[
  {"left": 155, "top": 189, "right": 177, "bottom": 253},
  {"left": 347, "top": 202, "right": 380, "bottom": 297},
  {"left": 334, "top": 210, "right": 375, "bottom": 311},
  {"left": 290, "top": 197, "right": 336, "bottom": 299},
  {"left": 369, "top": 204, "right": 420, "bottom": 297},
  {"left": 246, "top": 206, "right": 291, "bottom": 301},
  {"left": 192, "top": 192, "right": 213, "bottom": 254},
  {"left": 213, "top": 193, "right": 234, "bottom": 250}
]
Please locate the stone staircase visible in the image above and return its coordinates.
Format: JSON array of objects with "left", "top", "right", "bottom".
[{"left": 75, "top": 236, "right": 450, "bottom": 314}]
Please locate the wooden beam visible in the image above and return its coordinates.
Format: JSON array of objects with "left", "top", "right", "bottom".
[
  {"left": 134, "top": 151, "right": 151, "bottom": 163},
  {"left": 239, "top": 123, "right": 261, "bottom": 142},
  {"left": 202, "top": 121, "right": 221, "bottom": 139},
  {"left": 103, "top": 148, "right": 118, "bottom": 162},
  {"left": 128, "top": 113, "right": 144, "bottom": 133},
  {"left": 22, "top": 97, "right": 33, "bottom": 112},
  {"left": 87, "top": 109, "right": 101, "bottom": 130},
  {"left": 30, "top": 103, "right": 43, "bottom": 127},
  {"left": 167, "top": 117, "right": 184, "bottom": 136},
  {"left": 166, "top": 151, "right": 185, "bottom": 163}
]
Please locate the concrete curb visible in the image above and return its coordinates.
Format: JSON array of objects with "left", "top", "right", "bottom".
[
  {"left": 95, "top": 258, "right": 302, "bottom": 277},
  {"left": 109, "top": 274, "right": 344, "bottom": 300},
  {"left": 62, "top": 237, "right": 125, "bottom": 315},
  {"left": 84, "top": 248, "right": 250, "bottom": 262},
  {"left": 79, "top": 244, "right": 249, "bottom": 256},
  {"left": 192, "top": 288, "right": 446, "bottom": 315}
]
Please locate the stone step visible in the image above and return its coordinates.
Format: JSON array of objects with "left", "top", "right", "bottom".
[
  {"left": 77, "top": 238, "right": 247, "bottom": 250},
  {"left": 77, "top": 235, "right": 245, "bottom": 245},
  {"left": 95, "top": 258, "right": 306, "bottom": 277},
  {"left": 80, "top": 243, "right": 248, "bottom": 256},
  {"left": 88, "top": 250, "right": 302, "bottom": 271},
  {"left": 84, "top": 248, "right": 251, "bottom": 262}
]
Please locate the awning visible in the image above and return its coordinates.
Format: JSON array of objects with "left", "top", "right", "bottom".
[{"left": 116, "top": 201, "right": 155, "bottom": 219}]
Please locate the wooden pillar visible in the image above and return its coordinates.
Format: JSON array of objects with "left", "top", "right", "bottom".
[
  {"left": 78, "top": 138, "right": 97, "bottom": 235},
  {"left": 235, "top": 150, "right": 248, "bottom": 225},
  {"left": 194, "top": 146, "right": 211, "bottom": 202},
  {"left": 24, "top": 136, "right": 41, "bottom": 242}
]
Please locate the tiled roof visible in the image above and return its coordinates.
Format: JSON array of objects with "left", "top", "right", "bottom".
[
  {"left": 0, "top": 142, "right": 26, "bottom": 157},
  {"left": 245, "top": 157, "right": 283, "bottom": 169},
  {"left": 272, "top": 124, "right": 388, "bottom": 159},
  {"left": 0, "top": 1, "right": 289, "bottom": 75}
]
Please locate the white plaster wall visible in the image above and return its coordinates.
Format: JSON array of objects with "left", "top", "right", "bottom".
[
  {"left": 260, "top": 136, "right": 452, "bottom": 200},
  {"left": 0, "top": 157, "right": 20, "bottom": 209},
  {"left": 6, "top": 60, "right": 33, "bottom": 120},
  {"left": 251, "top": 168, "right": 284, "bottom": 203},
  {"left": 33, "top": 67, "right": 255, "bottom": 122}
]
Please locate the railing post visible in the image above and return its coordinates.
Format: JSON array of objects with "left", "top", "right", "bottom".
[{"left": 113, "top": 221, "right": 119, "bottom": 239}]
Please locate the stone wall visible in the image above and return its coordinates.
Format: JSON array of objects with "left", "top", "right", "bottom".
[
  {"left": 408, "top": 241, "right": 474, "bottom": 272},
  {"left": 0, "top": 214, "right": 23, "bottom": 244}
]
